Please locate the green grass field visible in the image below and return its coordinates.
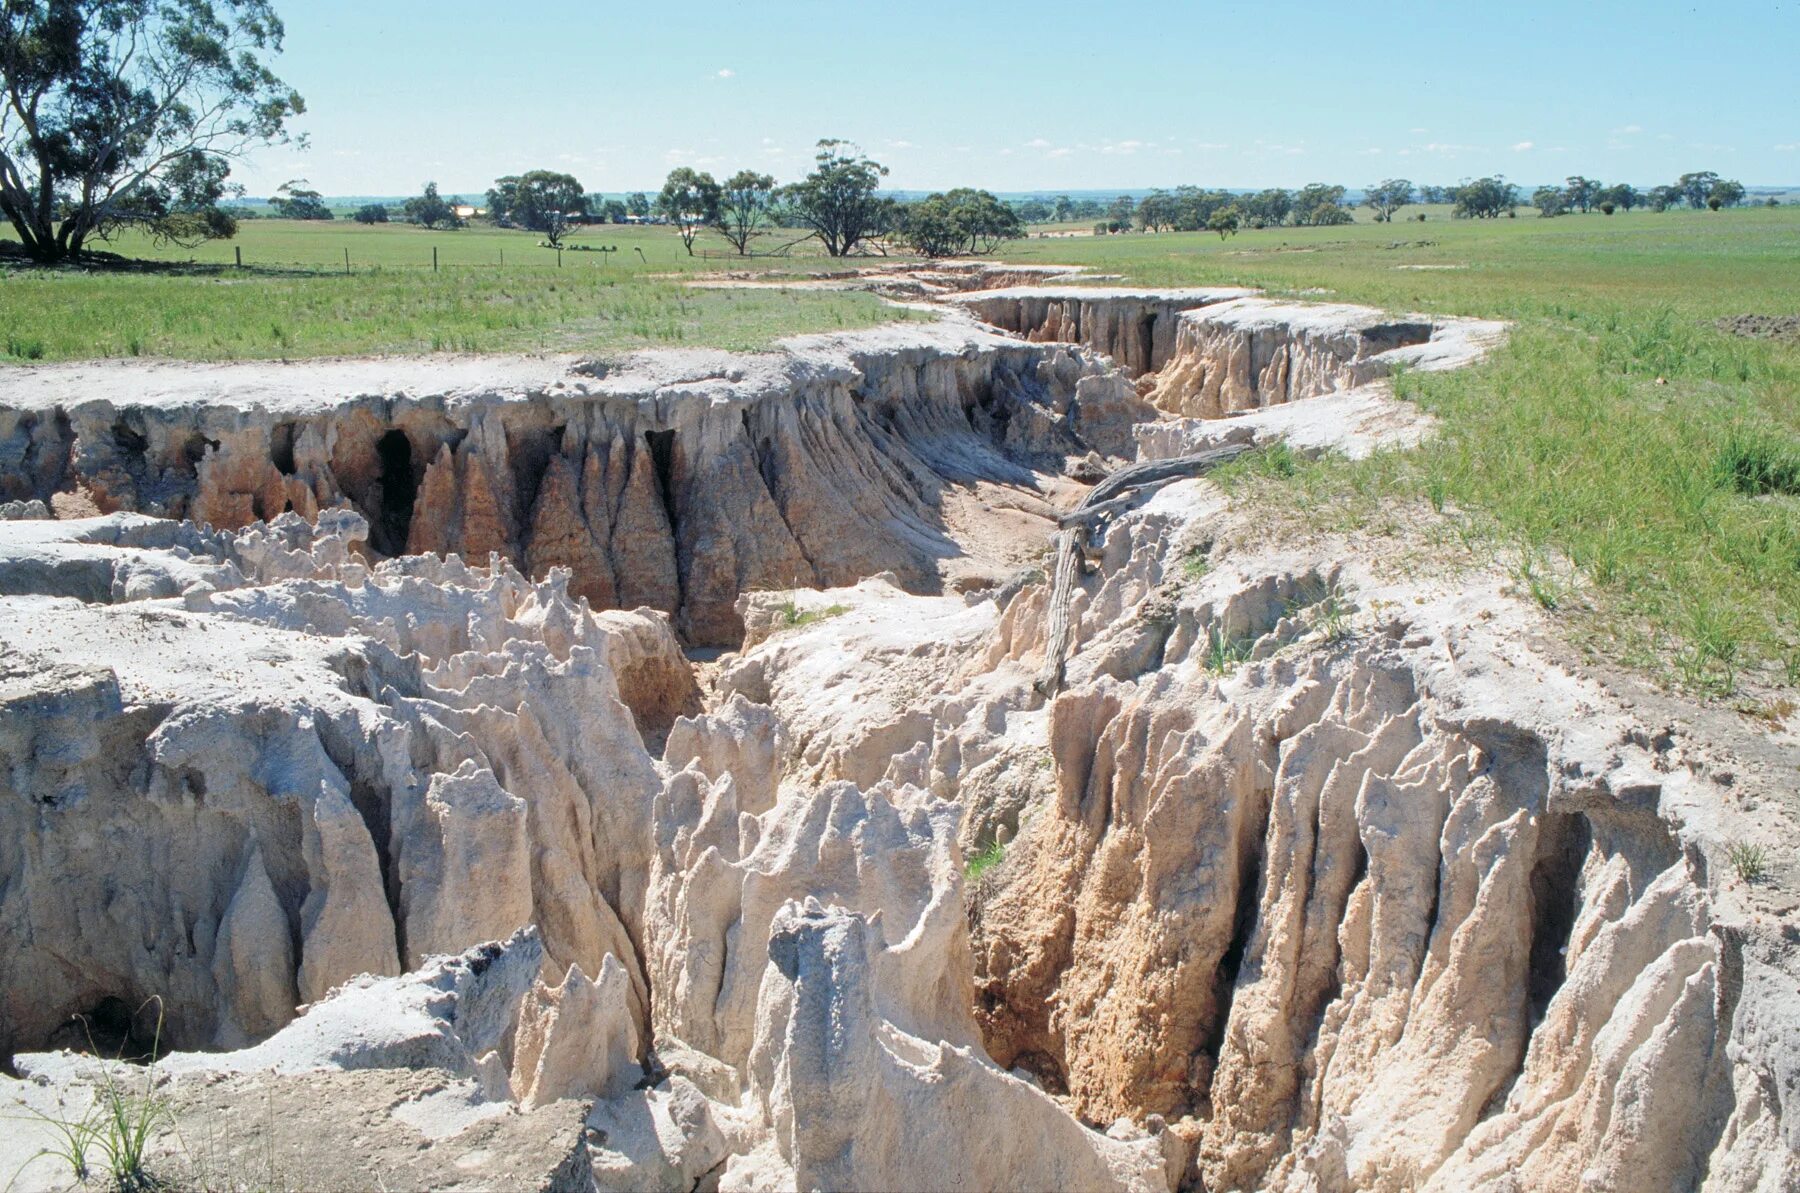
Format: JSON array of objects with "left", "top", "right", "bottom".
[
  {"left": 1010, "top": 207, "right": 1800, "bottom": 698},
  {"left": 0, "top": 219, "right": 918, "bottom": 360}
]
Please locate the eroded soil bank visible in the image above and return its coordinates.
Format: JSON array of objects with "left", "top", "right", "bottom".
[{"left": 0, "top": 276, "right": 1792, "bottom": 1192}]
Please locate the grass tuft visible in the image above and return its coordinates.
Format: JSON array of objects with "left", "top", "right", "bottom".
[
  {"left": 965, "top": 841, "right": 1006, "bottom": 881},
  {"left": 1202, "top": 627, "right": 1255, "bottom": 674},
  {"left": 1727, "top": 841, "right": 1769, "bottom": 884},
  {"left": 10, "top": 999, "right": 173, "bottom": 1192},
  {"left": 1714, "top": 428, "right": 1800, "bottom": 497},
  {"left": 775, "top": 601, "right": 851, "bottom": 630}
]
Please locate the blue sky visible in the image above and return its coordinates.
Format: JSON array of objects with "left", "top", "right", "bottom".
[{"left": 238, "top": 0, "right": 1800, "bottom": 196}]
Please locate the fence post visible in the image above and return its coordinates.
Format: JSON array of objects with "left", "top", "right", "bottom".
[
  {"left": 499, "top": 248, "right": 504, "bottom": 267},
  {"left": 234, "top": 245, "right": 242, "bottom": 268},
  {"left": 344, "top": 247, "right": 350, "bottom": 276},
  {"left": 557, "top": 248, "right": 563, "bottom": 268},
  {"left": 432, "top": 245, "right": 439, "bottom": 272}
]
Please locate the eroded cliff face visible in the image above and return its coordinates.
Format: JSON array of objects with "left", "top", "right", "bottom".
[
  {"left": 0, "top": 288, "right": 1793, "bottom": 1192},
  {"left": 958, "top": 286, "right": 1502, "bottom": 420},
  {"left": 0, "top": 512, "right": 686, "bottom": 1059},
  {"left": 0, "top": 322, "right": 1146, "bottom": 645},
  {"left": 722, "top": 489, "right": 1800, "bottom": 1192}
]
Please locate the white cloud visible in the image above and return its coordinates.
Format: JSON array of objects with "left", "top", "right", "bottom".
[
  {"left": 1192, "top": 141, "right": 1229, "bottom": 150},
  {"left": 1359, "top": 147, "right": 1383, "bottom": 156},
  {"left": 1613, "top": 123, "right": 1643, "bottom": 135},
  {"left": 1047, "top": 147, "right": 1074, "bottom": 159},
  {"left": 1025, "top": 138, "right": 1053, "bottom": 149},
  {"left": 1777, "top": 143, "right": 1798, "bottom": 152},
  {"left": 716, "top": 68, "right": 735, "bottom": 78},
  {"left": 1512, "top": 141, "right": 1534, "bottom": 151},
  {"left": 1409, "top": 127, "right": 1428, "bottom": 134},
  {"left": 663, "top": 147, "right": 723, "bottom": 168},
  {"left": 887, "top": 139, "right": 917, "bottom": 150}
]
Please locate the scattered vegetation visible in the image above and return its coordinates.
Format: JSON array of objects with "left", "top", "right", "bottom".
[
  {"left": 1727, "top": 841, "right": 1769, "bottom": 884},
  {"left": 1297, "top": 581, "right": 1354, "bottom": 642},
  {"left": 775, "top": 601, "right": 851, "bottom": 630}
]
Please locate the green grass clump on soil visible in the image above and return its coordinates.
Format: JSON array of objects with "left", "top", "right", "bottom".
[
  {"left": 775, "top": 601, "right": 851, "bottom": 630},
  {"left": 965, "top": 841, "right": 1006, "bottom": 881}
]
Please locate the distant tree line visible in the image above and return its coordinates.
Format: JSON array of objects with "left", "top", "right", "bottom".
[
  {"left": 261, "top": 160, "right": 1778, "bottom": 260},
  {"left": 1005, "top": 171, "right": 1765, "bottom": 230},
  {"left": 1527, "top": 171, "right": 1749, "bottom": 217}
]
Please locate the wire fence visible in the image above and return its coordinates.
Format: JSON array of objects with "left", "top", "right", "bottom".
[{"left": 194, "top": 243, "right": 655, "bottom": 276}]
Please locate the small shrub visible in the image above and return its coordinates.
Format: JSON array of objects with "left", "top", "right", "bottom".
[
  {"left": 1727, "top": 841, "right": 1768, "bottom": 883},
  {"left": 1713, "top": 429, "right": 1800, "bottom": 497}
]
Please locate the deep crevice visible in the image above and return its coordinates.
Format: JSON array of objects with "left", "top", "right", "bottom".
[
  {"left": 271, "top": 422, "right": 298, "bottom": 475},
  {"left": 373, "top": 429, "right": 417, "bottom": 556},
  {"left": 643, "top": 429, "right": 679, "bottom": 533},
  {"left": 1210, "top": 837, "right": 1268, "bottom": 1059},
  {"left": 1526, "top": 812, "right": 1590, "bottom": 1025}
]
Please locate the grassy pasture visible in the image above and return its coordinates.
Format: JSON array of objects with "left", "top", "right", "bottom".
[
  {"left": 1007, "top": 206, "right": 1800, "bottom": 696},
  {"left": 0, "top": 219, "right": 918, "bottom": 361}
]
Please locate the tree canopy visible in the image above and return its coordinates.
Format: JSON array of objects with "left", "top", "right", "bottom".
[
  {"left": 403, "top": 181, "right": 459, "bottom": 230},
  {"left": 1452, "top": 177, "right": 1519, "bottom": 219},
  {"left": 781, "top": 140, "right": 888, "bottom": 257},
  {"left": 0, "top": 0, "right": 303, "bottom": 261},
  {"left": 272, "top": 180, "right": 331, "bottom": 220},
  {"left": 489, "top": 170, "right": 585, "bottom": 244},
  {"left": 1292, "top": 184, "right": 1349, "bottom": 225},
  {"left": 1364, "top": 179, "right": 1414, "bottom": 223},
  {"left": 712, "top": 169, "right": 775, "bottom": 255},
  {"left": 656, "top": 167, "right": 722, "bottom": 255},
  {"left": 892, "top": 188, "right": 1022, "bottom": 258}
]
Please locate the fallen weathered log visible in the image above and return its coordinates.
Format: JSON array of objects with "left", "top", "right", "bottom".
[{"left": 1036, "top": 444, "right": 1251, "bottom": 695}]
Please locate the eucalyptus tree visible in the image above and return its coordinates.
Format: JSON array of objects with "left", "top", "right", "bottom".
[{"left": 0, "top": 0, "right": 303, "bottom": 261}]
